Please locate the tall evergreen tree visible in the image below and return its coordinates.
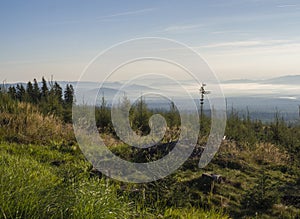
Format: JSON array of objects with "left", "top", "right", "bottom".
[
  {"left": 132, "top": 96, "right": 150, "bottom": 134},
  {"left": 63, "top": 84, "right": 74, "bottom": 123},
  {"left": 16, "top": 84, "right": 26, "bottom": 101},
  {"left": 41, "top": 77, "right": 49, "bottom": 100},
  {"left": 43, "top": 81, "right": 63, "bottom": 118},
  {"left": 32, "top": 78, "right": 41, "bottom": 103},
  {"left": 8, "top": 86, "right": 17, "bottom": 100},
  {"left": 64, "top": 84, "right": 74, "bottom": 106},
  {"left": 96, "top": 94, "right": 111, "bottom": 130},
  {"left": 26, "top": 81, "right": 34, "bottom": 102},
  {"left": 53, "top": 82, "right": 63, "bottom": 103}
]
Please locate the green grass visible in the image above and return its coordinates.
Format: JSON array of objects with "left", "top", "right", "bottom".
[
  {"left": 2, "top": 86, "right": 300, "bottom": 218},
  {"left": 0, "top": 143, "right": 131, "bottom": 219},
  {"left": 163, "top": 207, "right": 230, "bottom": 219},
  {"left": 0, "top": 143, "right": 231, "bottom": 219},
  {"left": 1, "top": 136, "right": 300, "bottom": 219},
  {"left": 0, "top": 150, "right": 60, "bottom": 218}
]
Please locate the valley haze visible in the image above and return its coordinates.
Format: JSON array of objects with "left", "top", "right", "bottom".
[{"left": 5, "top": 75, "right": 300, "bottom": 122}]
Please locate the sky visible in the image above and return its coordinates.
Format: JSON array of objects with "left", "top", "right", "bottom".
[{"left": 1, "top": 0, "right": 300, "bottom": 83}]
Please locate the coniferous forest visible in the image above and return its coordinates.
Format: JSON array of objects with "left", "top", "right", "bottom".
[{"left": 0, "top": 78, "right": 300, "bottom": 218}]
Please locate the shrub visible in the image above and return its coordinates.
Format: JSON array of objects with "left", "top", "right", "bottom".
[
  {"left": 241, "top": 171, "right": 279, "bottom": 215},
  {"left": 0, "top": 102, "right": 75, "bottom": 145}
]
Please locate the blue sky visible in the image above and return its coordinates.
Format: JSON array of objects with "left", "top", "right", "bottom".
[{"left": 1, "top": 0, "right": 300, "bottom": 82}]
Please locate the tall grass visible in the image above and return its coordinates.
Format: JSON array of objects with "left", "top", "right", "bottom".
[
  {"left": 0, "top": 101, "right": 74, "bottom": 145},
  {"left": 0, "top": 143, "right": 131, "bottom": 219},
  {"left": 0, "top": 150, "right": 61, "bottom": 218},
  {"left": 163, "top": 207, "right": 230, "bottom": 219}
]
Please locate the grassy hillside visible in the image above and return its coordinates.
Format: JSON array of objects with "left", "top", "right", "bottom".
[
  {"left": 1, "top": 138, "right": 299, "bottom": 218},
  {"left": 0, "top": 143, "right": 229, "bottom": 219},
  {"left": 1, "top": 85, "right": 300, "bottom": 218}
]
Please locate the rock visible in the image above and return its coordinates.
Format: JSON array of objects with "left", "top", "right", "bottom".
[{"left": 201, "top": 173, "right": 224, "bottom": 183}]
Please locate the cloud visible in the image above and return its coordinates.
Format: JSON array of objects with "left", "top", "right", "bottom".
[
  {"left": 164, "top": 24, "right": 203, "bottom": 32},
  {"left": 277, "top": 4, "right": 297, "bottom": 8},
  {"left": 101, "top": 8, "right": 156, "bottom": 19},
  {"left": 199, "top": 40, "right": 291, "bottom": 49},
  {"left": 49, "top": 8, "right": 156, "bottom": 25},
  {"left": 219, "top": 42, "right": 300, "bottom": 56},
  {"left": 220, "top": 82, "right": 300, "bottom": 97}
]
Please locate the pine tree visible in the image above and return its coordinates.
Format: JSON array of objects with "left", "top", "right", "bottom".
[
  {"left": 64, "top": 84, "right": 74, "bottom": 106},
  {"left": 32, "top": 78, "right": 41, "bottom": 103},
  {"left": 95, "top": 94, "right": 111, "bottom": 131},
  {"left": 53, "top": 82, "right": 63, "bottom": 103},
  {"left": 26, "top": 81, "right": 34, "bottom": 102},
  {"left": 44, "top": 81, "right": 63, "bottom": 118},
  {"left": 132, "top": 96, "right": 150, "bottom": 135},
  {"left": 16, "top": 84, "right": 26, "bottom": 101},
  {"left": 41, "top": 77, "right": 49, "bottom": 100},
  {"left": 63, "top": 84, "right": 74, "bottom": 123},
  {"left": 119, "top": 94, "right": 131, "bottom": 115},
  {"left": 8, "top": 86, "right": 17, "bottom": 100}
]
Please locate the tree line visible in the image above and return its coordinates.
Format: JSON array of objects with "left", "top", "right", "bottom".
[
  {"left": 0, "top": 77, "right": 183, "bottom": 134},
  {"left": 1, "top": 77, "right": 74, "bottom": 123},
  {"left": 1, "top": 77, "right": 300, "bottom": 166}
]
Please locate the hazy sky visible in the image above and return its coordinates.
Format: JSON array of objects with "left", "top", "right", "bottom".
[{"left": 1, "top": 0, "right": 300, "bottom": 82}]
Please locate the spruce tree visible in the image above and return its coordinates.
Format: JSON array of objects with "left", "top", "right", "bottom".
[
  {"left": 132, "top": 96, "right": 150, "bottom": 135},
  {"left": 53, "top": 82, "right": 63, "bottom": 103},
  {"left": 16, "top": 84, "right": 26, "bottom": 101},
  {"left": 8, "top": 86, "right": 17, "bottom": 100},
  {"left": 96, "top": 94, "right": 111, "bottom": 131},
  {"left": 64, "top": 84, "right": 74, "bottom": 106},
  {"left": 32, "top": 78, "right": 41, "bottom": 103},
  {"left": 63, "top": 84, "right": 74, "bottom": 123},
  {"left": 26, "top": 81, "right": 34, "bottom": 102},
  {"left": 41, "top": 77, "right": 49, "bottom": 100}
]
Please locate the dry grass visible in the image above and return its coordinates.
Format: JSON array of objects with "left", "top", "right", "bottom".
[
  {"left": 219, "top": 140, "right": 289, "bottom": 165},
  {"left": 252, "top": 142, "right": 289, "bottom": 165},
  {"left": 0, "top": 102, "right": 74, "bottom": 145}
]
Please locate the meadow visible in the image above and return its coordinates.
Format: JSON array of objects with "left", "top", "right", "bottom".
[{"left": 0, "top": 79, "right": 300, "bottom": 218}]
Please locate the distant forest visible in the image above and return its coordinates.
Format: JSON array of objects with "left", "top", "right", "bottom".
[{"left": 1, "top": 77, "right": 300, "bottom": 159}]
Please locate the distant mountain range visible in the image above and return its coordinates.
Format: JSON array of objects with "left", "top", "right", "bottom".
[
  {"left": 5, "top": 74, "right": 300, "bottom": 92},
  {"left": 222, "top": 75, "right": 300, "bottom": 85},
  {"left": 3, "top": 75, "right": 300, "bottom": 122}
]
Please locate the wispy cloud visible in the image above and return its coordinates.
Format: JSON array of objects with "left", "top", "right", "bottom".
[
  {"left": 210, "top": 31, "right": 232, "bottom": 34},
  {"left": 277, "top": 4, "right": 297, "bottom": 8},
  {"left": 49, "top": 8, "right": 156, "bottom": 25},
  {"left": 199, "top": 41, "right": 300, "bottom": 58},
  {"left": 210, "top": 30, "right": 249, "bottom": 36},
  {"left": 200, "top": 40, "right": 290, "bottom": 49},
  {"left": 101, "top": 8, "right": 156, "bottom": 19},
  {"left": 164, "top": 24, "right": 203, "bottom": 32}
]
